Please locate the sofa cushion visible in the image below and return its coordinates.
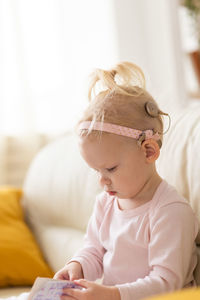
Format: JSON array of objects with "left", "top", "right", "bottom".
[
  {"left": 29, "top": 225, "right": 85, "bottom": 272},
  {"left": 157, "top": 102, "right": 200, "bottom": 242},
  {"left": 22, "top": 133, "right": 101, "bottom": 271},
  {"left": 157, "top": 103, "right": 200, "bottom": 284},
  {"left": 0, "top": 187, "right": 53, "bottom": 287},
  {"left": 23, "top": 133, "right": 101, "bottom": 232},
  {"left": 0, "top": 288, "right": 30, "bottom": 299}
]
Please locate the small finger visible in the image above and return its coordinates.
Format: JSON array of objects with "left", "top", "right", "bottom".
[
  {"left": 60, "top": 294, "right": 75, "bottom": 300},
  {"left": 69, "top": 274, "right": 82, "bottom": 281},
  {"left": 62, "top": 288, "right": 83, "bottom": 299},
  {"left": 53, "top": 273, "right": 61, "bottom": 280},
  {"left": 74, "top": 279, "right": 94, "bottom": 289},
  {"left": 57, "top": 270, "right": 70, "bottom": 280}
]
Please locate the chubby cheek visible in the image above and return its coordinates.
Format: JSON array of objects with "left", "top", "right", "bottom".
[{"left": 118, "top": 166, "right": 146, "bottom": 193}]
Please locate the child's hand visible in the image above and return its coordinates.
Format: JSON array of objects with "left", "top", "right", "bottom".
[
  {"left": 53, "top": 262, "right": 84, "bottom": 281},
  {"left": 60, "top": 279, "right": 121, "bottom": 300}
]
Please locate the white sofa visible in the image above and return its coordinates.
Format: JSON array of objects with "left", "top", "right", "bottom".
[{"left": 1, "top": 102, "right": 200, "bottom": 299}]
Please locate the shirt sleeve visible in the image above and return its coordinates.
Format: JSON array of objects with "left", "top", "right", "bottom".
[
  {"left": 69, "top": 193, "right": 107, "bottom": 281},
  {"left": 116, "top": 202, "right": 198, "bottom": 300}
]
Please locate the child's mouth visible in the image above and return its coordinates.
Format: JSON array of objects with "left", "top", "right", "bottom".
[{"left": 107, "top": 191, "right": 116, "bottom": 196}]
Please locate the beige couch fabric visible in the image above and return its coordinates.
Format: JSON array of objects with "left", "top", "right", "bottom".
[
  {"left": 157, "top": 102, "right": 200, "bottom": 243},
  {"left": 22, "top": 133, "right": 101, "bottom": 273}
]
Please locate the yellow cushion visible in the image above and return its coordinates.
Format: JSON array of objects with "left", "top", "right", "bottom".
[
  {"left": 146, "top": 288, "right": 200, "bottom": 300},
  {"left": 0, "top": 187, "right": 53, "bottom": 287}
]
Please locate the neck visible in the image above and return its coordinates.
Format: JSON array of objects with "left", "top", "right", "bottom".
[{"left": 117, "top": 171, "right": 162, "bottom": 210}]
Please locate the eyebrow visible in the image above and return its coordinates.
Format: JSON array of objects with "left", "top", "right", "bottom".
[{"left": 93, "top": 163, "right": 118, "bottom": 171}]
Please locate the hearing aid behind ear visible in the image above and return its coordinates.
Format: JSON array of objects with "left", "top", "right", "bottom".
[
  {"left": 145, "top": 102, "right": 159, "bottom": 118},
  {"left": 137, "top": 132, "right": 162, "bottom": 148},
  {"left": 137, "top": 132, "right": 146, "bottom": 147},
  {"left": 144, "top": 101, "right": 170, "bottom": 147}
]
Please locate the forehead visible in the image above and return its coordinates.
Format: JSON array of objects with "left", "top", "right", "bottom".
[
  {"left": 79, "top": 133, "right": 137, "bottom": 168},
  {"left": 80, "top": 132, "right": 134, "bottom": 152}
]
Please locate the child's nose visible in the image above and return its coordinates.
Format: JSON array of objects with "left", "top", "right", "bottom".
[{"left": 99, "top": 174, "right": 111, "bottom": 186}]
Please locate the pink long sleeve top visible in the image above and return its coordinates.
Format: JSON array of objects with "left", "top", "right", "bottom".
[{"left": 71, "top": 180, "right": 198, "bottom": 300}]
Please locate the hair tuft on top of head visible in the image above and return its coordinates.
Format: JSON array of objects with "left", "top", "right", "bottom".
[
  {"left": 88, "top": 61, "right": 146, "bottom": 101},
  {"left": 78, "top": 61, "right": 168, "bottom": 145}
]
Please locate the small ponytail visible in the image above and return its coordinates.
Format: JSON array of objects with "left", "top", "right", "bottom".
[
  {"left": 79, "top": 61, "right": 166, "bottom": 142},
  {"left": 88, "top": 61, "right": 146, "bottom": 101}
]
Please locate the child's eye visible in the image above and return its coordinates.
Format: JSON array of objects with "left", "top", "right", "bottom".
[{"left": 107, "top": 166, "right": 117, "bottom": 172}]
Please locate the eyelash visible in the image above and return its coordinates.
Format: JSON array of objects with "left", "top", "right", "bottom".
[
  {"left": 107, "top": 166, "right": 117, "bottom": 172},
  {"left": 94, "top": 166, "right": 117, "bottom": 173}
]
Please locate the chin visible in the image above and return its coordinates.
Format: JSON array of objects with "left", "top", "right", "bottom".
[{"left": 118, "top": 193, "right": 137, "bottom": 200}]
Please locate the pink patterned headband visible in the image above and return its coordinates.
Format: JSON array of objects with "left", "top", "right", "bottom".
[{"left": 79, "top": 121, "right": 160, "bottom": 143}]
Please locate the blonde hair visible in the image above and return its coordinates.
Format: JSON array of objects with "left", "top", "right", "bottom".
[{"left": 78, "top": 61, "right": 167, "bottom": 143}]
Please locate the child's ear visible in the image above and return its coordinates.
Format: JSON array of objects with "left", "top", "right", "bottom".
[{"left": 141, "top": 139, "right": 160, "bottom": 163}]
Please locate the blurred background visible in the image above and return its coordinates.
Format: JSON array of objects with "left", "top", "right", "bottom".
[{"left": 0, "top": 0, "right": 199, "bottom": 186}]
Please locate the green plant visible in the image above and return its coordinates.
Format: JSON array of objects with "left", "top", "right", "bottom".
[
  {"left": 182, "top": 0, "right": 200, "bottom": 46},
  {"left": 182, "top": 0, "right": 200, "bottom": 15}
]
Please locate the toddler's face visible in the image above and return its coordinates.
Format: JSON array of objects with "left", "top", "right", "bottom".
[{"left": 79, "top": 133, "right": 152, "bottom": 202}]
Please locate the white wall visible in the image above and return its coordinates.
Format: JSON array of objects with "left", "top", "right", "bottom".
[
  {"left": 0, "top": 0, "right": 188, "bottom": 135},
  {"left": 0, "top": 0, "right": 119, "bottom": 135},
  {"left": 112, "top": 0, "right": 187, "bottom": 118}
]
